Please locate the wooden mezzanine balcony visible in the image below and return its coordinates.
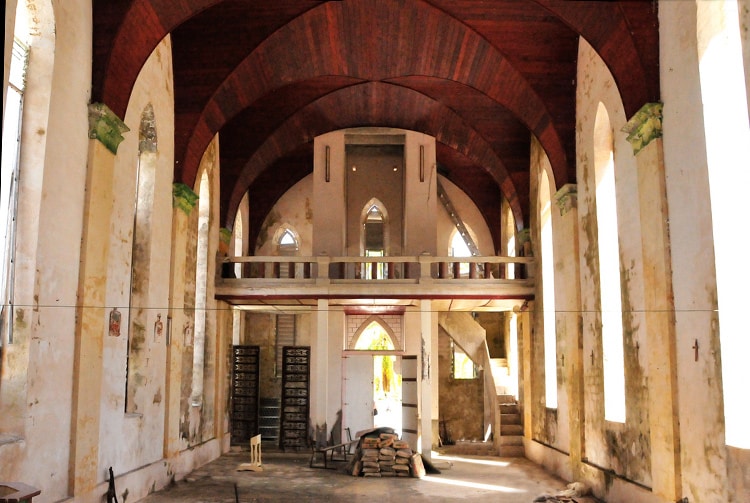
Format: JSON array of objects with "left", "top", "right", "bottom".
[{"left": 215, "top": 255, "right": 535, "bottom": 309}]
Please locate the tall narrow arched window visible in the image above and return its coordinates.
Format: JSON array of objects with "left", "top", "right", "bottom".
[
  {"left": 539, "top": 168, "right": 557, "bottom": 409},
  {"left": 595, "top": 102, "right": 625, "bottom": 423},
  {"left": 361, "top": 199, "right": 388, "bottom": 279},
  {"left": 450, "top": 229, "right": 472, "bottom": 277},
  {"left": 191, "top": 169, "right": 210, "bottom": 406}
]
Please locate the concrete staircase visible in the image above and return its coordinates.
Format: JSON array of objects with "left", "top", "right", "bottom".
[{"left": 498, "top": 394, "right": 525, "bottom": 457}]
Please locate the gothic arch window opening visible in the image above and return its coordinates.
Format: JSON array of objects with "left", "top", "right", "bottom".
[
  {"left": 594, "top": 102, "right": 626, "bottom": 424},
  {"left": 361, "top": 200, "right": 388, "bottom": 279}
]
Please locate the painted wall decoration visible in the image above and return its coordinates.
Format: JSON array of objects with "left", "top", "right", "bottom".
[
  {"left": 154, "top": 313, "right": 163, "bottom": 341},
  {"left": 109, "top": 308, "right": 121, "bottom": 337}
]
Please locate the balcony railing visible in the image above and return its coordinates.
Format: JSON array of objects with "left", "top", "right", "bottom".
[
  {"left": 219, "top": 255, "right": 534, "bottom": 283},
  {"left": 215, "top": 255, "right": 535, "bottom": 303}
]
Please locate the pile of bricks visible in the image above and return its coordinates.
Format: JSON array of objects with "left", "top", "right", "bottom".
[{"left": 349, "top": 432, "right": 422, "bottom": 478}]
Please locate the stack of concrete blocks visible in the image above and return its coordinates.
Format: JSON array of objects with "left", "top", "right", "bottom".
[{"left": 350, "top": 432, "right": 415, "bottom": 477}]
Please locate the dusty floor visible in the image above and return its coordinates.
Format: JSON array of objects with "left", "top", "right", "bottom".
[{"left": 139, "top": 448, "right": 600, "bottom": 503}]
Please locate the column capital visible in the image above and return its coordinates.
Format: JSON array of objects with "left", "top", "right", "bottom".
[
  {"left": 554, "top": 183, "right": 578, "bottom": 215},
  {"left": 88, "top": 102, "right": 129, "bottom": 154},
  {"left": 219, "top": 227, "right": 232, "bottom": 255},
  {"left": 622, "top": 102, "right": 663, "bottom": 155},
  {"left": 172, "top": 182, "right": 198, "bottom": 215},
  {"left": 517, "top": 228, "right": 531, "bottom": 246}
]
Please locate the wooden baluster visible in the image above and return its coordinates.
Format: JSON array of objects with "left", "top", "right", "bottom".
[
  {"left": 484, "top": 262, "right": 492, "bottom": 279},
  {"left": 452, "top": 261, "right": 460, "bottom": 279},
  {"left": 388, "top": 262, "right": 395, "bottom": 279},
  {"left": 288, "top": 262, "right": 295, "bottom": 279},
  {"left": 303, "top": 262, "right": 311, "bottom": 279},
  {"left": 272, "top": 262, "right": 280, "bottom": 279},
  {"left": 439, "top": 262, "right": 448, "bottom": 279},
  {"left": 371, "top": 261, "right": 377, "bottom": 279},
  {"left": 469, "top": 262, "right": 477, "bottom": 279}
]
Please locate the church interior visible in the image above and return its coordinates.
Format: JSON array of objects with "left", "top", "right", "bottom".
[{"left": 1, "top": 1, "right": 749, "bottom": 502}]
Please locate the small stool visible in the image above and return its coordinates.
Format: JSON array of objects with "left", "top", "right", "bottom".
[{"left": 237, "top": 434, "right": 263, "bottom": 472}]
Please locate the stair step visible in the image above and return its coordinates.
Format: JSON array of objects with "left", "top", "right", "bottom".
[
  {"left": 500, "top": 424, "right": 523, "bottom": 435},
  {"left": 499, "top": 445, "right": 525, "bottom": 457},
  {"left": 496, "top": 394, "right": 516, "bottom": 404},
  {"left": 442, "top": 441, "right": 497, "bottom": 456},
  {"left": 499, "top": 435, "right": 524, "bottom": 446},
  {"left": 499, "top": 403, "right": 519, "bottom": 414},
  {"left": 501, "top": 413, "right": 521, "bottom": 425}
]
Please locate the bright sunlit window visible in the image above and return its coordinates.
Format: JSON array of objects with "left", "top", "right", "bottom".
[
  {"left": 452, "top": 340, "right": 477, "bottom": 379},
  {"left": 595, "top": 102, "right": 625, "bottom": 423},
  {"left": 540, "top": 170, "right": 557, "bottom": 408}
]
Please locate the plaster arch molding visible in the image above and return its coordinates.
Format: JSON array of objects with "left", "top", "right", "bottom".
[{"left": 348, "top": 314, "right": 403, "bottom": 352}]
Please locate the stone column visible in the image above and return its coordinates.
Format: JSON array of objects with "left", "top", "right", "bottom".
[
  {"left": 71, "top": 103, "right": 129, "bottom": 494},
  {"left": 310, "top": 299, "right": 330, "bottom": 446},
  {"left": 553, "top": 184, "right": 584, "bottom": 480},
  {"left": 622, "top": 102, "right": 681, "bottom": 501},
  {"left": 164, "top": 182, "right": 198, "bottom": 456},
  {"left": 419, "top": 300, "right": 435, "bottom": 460}
]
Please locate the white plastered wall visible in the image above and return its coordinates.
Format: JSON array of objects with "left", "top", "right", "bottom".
[
  {"left": 99, "top": 34, "right": 175, "bottom": 477},
  {"left": 660, "top": 1, "right": 750, "bottom": 501},
  {"left": 0, "top": 0, "right": 91, "bottom": 499},
  {"left": 575, "top": 38, "right": 651, "bottom": 492}
]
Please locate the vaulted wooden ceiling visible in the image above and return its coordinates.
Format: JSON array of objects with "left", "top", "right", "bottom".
[{"left": 92, "top": 0, "right": 659, "bottom": 252}]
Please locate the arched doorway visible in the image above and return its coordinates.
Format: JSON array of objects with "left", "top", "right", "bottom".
[{"left": 343, "top": 318, "right": 403, "bottom": 439}]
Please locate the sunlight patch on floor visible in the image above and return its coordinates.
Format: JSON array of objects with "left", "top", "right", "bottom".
[
  {"left": 421, "top": 475, "right": 526, "bottom": 494},
  {"left": 432, "top": 453, "right": 511, "bottom": 468}
]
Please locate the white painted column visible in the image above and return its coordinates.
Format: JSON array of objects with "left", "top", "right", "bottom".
[
  {"left": 419, "top": 299, "right": 434, "bottom": 460},
  {"left": 310, "top": 299, "right": 329, "bottom": 446}
]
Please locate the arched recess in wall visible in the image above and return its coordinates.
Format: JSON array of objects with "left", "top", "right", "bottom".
[
  {"left": 360, "top": 198, "right": 389, "bottom": 279},
  {"left": 125, "top": 103, "right": 158, "bottom": 413},
  {"left": 448, "top": 226, "right": 478, "bottom": 278},
  {"left": 594, "top": 102, "right": 625, "bottom": 423},
  {"left": 274, "top": 224, "right": 300, "bottom": 278},
  {"left": 539, "top": 166, "right": 557, "bottom": 409},
  {"left": 351, "top": 316, "right": 398, "bottom": 351},
  {"left": 191, "top": 168, "right": 210, "bottom": 406},
  {"left": 231, "top": 196, "right": 248, "bottom": 345},
  {"left": 503, "top": 201, "right": 518, "bottom": 279}
]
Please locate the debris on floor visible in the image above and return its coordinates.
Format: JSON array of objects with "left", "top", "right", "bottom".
[{"left": 533, "top": 481, "right": 597, "bottom": 502}]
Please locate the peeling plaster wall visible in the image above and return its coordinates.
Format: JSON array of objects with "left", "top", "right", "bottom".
[
  {"left": 437, "top": 330, "right": 483, "bottom": 442},
  {"left": 661, "top": 1, "right": 749, "bottom": 501},
  {"left": 101, "top": 35, "right": 174, "bottom": 477},
  {"left": 0, "top": 0, "right": 91, "bottom": 499},
  {"left": 575, "top": 38, "right": 651, "bottom": 489}
]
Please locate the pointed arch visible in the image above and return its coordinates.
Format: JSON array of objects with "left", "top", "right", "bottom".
[
  {"left": 350, "top": 316, "right": 398, "bottom": 351},
  {"left": 594, "top": 102, "right": 625, "bottom": 423},
  {"left": 360, "top": 197, "right": 389, "bottom": 256}
]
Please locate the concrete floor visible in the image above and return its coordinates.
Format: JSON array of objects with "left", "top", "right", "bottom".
[{"left": 139, "top": 448, "right": 600, "bottom": 503}]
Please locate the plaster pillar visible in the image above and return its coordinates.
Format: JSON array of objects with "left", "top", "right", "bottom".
[
  {"left": 419, "top": 300, "right": 436, "bottom": 460},
  {"left": 518, "top": 307, "right": 533, "bottom": 440},
  {"left": 164, "top": 183, "right": 198, "bottom": 456},
  {"left": 404, "top": 132, "right": 437, "bottom": 256},
  {"left": 622, "top": 103, "right": 682, "bottom": 501},
  {"left": 553, "top": 184, "right": 584, "bottom": 480},
  {"left": 313, "top": 132, "right": 346, "bottom": 257},
  {"left": 70, "top": 103, "right": 129, "bottom": 494},
  {"left": 311, "top": 299, "right": 330, "bottom": 446}
]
